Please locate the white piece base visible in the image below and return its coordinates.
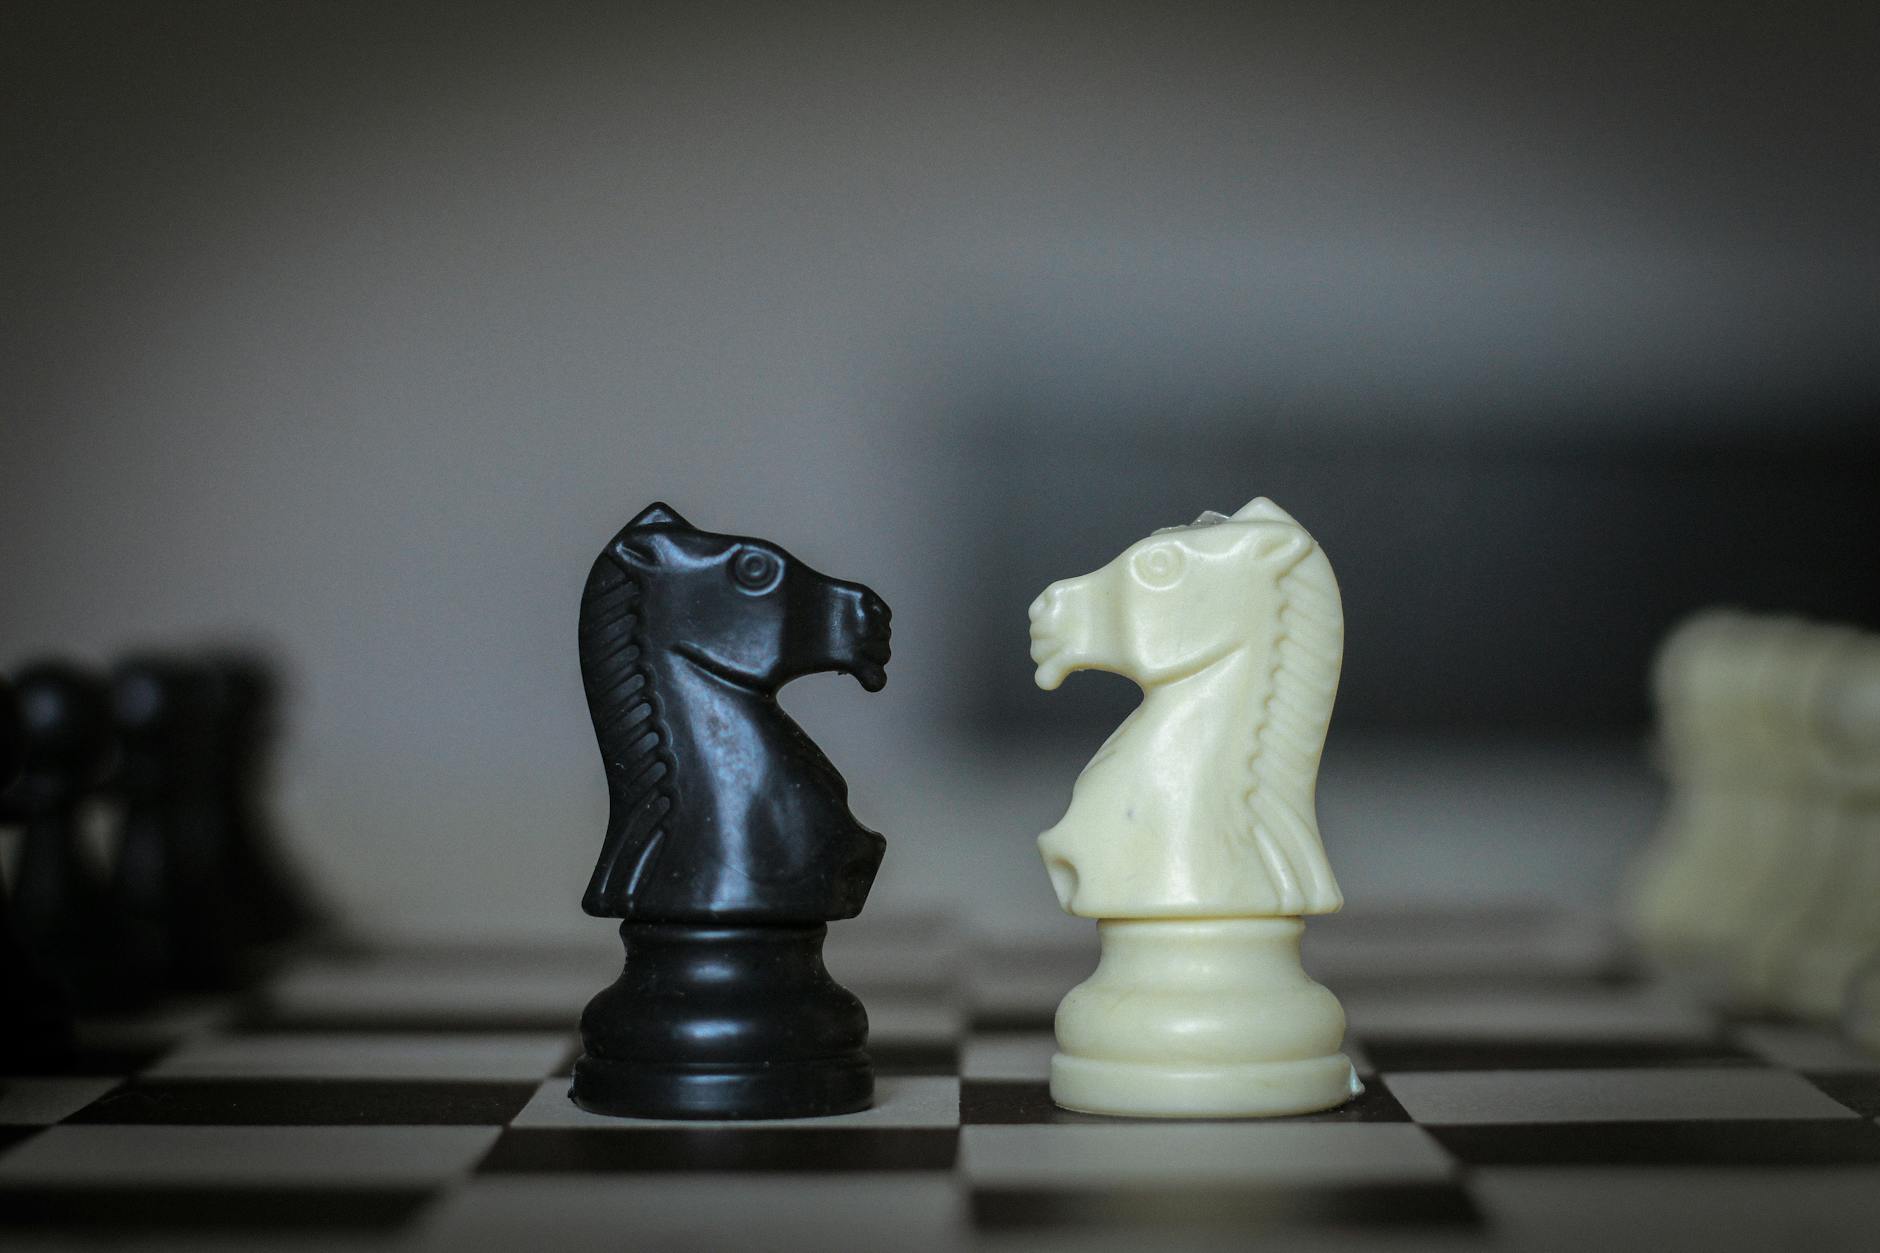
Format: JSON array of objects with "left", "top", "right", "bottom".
[
  {"left": 1051, "top": 1051, "right": 1361, "bottom": 1118},
  {"left": 1049, "top": 916, "right": 1359, "bottom": 1119}
]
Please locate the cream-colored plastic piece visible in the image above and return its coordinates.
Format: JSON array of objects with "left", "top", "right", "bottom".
[
  {"left": 1725, "top": 626, "right": 1869, "bottom": 1007},
  {"left": 1626, "top": 613, "right": 1880, "bottom": 1032},
  {"left": 1759, "top": 636, "right": 1880, "bottom": 1020},
  {"left": 1029, "top": 497, "right": 1356, "bottom": 1116},
  {"left": 1050, "top": 918, "right": 1360, "bottom": 1117},
  {"left": 1030, "top": 497, "right": 1343, "bottom": 919}
]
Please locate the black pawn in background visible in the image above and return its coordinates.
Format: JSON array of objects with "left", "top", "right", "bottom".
[
  {"left": 571, "top": 504, "right": 892, "bottom": 1120},
  {"left": 5, "top": 662, "right": 140, "bottom": 1009},
  {"left": 111, "top": 656, "right": 249, "bottom": 992},
  {"left": 205, "top": 650, "right": 322, "bottom": 947},
  {"left": 0, "top": 675, "right": 74, "bottom": 1067}
]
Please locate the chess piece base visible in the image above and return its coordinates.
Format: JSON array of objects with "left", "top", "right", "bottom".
[
  {"left": 572, "top": 922, "right": 873, "bottom": 1120},
  {"left": 1050, "top": 917, "right": 1358, "bottom": 1118}
]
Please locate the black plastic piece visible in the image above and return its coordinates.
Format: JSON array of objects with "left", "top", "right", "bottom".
[
  {"left": 570, "top": 503, "right": 892, "bottom": 1120},
  {"left": 0, "top": 674, "right": 75, "bottom": 1067},
  {"left": 110, "top": 656, "right": 249, "bottom": 991},
  {"left": 5, "top": 661, "right": 142, "bottom": 1009}
]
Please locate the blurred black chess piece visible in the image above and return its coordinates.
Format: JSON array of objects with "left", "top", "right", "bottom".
[
  {"left": 5, "top": 661, "right": 143, "bottom": 1009},
  {"left": 0, "top": 674, "right": 75, "bottom": 1067},
  {"left": 203, "top": 649, "right": 324, "bottom": 947},
  {"left": 571, "top": 503, "right": 893, "bottom": 1119},
  {"left": 110, "top": 655, "right": 251, "bottom": 992}
]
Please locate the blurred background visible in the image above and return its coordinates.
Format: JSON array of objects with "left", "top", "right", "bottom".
[{"left": 4, "top": 1, "right": 1877, "bottom": 942}]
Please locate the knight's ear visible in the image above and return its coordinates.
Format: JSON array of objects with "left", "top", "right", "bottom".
[
  {"left": 609, "top": 535, "right": 661, "bottom": 569},
  {"left": 627, "top": 501, "right": 692, "bottom": 530},
  {"left": 1248, "top": 524, "right": 1312, "bottom": 567},
  {"left": 1231, "top": 496, "right": 1297, "bottom": 525}
]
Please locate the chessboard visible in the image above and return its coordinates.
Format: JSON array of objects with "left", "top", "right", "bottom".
[{"left": 2, "top": 908, "right": 1878, "bottom": 1252}]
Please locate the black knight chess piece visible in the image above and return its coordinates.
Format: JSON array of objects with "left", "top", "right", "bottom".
[
  {"left": 570, "top": 503, "right": 893, "bottom": 1119},
  {"left": 0, "top": 674, "right": 75, "bottom": 1066}
]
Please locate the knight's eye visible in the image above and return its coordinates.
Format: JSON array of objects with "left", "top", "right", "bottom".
[
  {"left": 732, "top": 550, "right": 780, "bottom": 591},
  {"left": 1133, "top": 546, "right": 1183, "bottom": 588}
]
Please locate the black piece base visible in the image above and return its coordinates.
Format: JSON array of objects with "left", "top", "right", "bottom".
[
  {"left": 572, "top": 922, "right": 873, "bottom": 1121},
  {"left": 571, "top": 1051, "right": 872, "bottom": 1121}
]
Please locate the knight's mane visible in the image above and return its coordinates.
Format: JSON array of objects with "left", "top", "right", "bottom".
[
  {"left": 1235, "top": 509, "right": 1345, "bottom": 914},
  {"left": 578, "top": 542, "right": 675, "bottom": 914}
]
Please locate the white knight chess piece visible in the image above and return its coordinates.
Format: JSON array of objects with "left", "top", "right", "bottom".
[{"left": 1028, "top": 497, "right": 1360, "bottom": 1117}]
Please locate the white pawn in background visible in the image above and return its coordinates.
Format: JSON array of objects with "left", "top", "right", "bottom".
[
  {"left": 1625, "top": 610, "right": 1750, "bottom": 961},
  {"left": 1026, "top": 497, "right": 1358, "bottom": 1117},
  {"left": 1726, "top": 622, "right": 1871, "bottom": 1011},
  {"left": 1626, "top": 610, "right": 1880, "bottom": 1048},
  {"left": 1791, "top": 636, "right": 1880, "bottom": 1030}
]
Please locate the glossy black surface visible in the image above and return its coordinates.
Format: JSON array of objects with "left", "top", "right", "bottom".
[
  {"left": 0, "top": 674, "right": 74, "bottom": 1065},
  {"left": 574, "top": 923, "right": 872, "bottom": 1119},
  {"left": 571, "top": 503, "right": 891, "bottom": 1119},
  {"left": 4, "top": 661, "right": 139, "bottom": 1008},
  {"left": 111, "top": 656, "right": 248, "bottom": 991}
]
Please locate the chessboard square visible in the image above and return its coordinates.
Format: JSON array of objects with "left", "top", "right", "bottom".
[
  {"left": 0, "top": 1183, "right": 435, "bottom": 1234},
  {"left": 960, "top": 1123, "right": 1454, "bottom": 1188},
  {"left": 1473, "top": 1165, "right": 1880, "bottom": 1250},
  {"left": 969, "top": 1180, "right": 1482, "bottom": 1235},
  {"left": 1429, "top": 1120, "right": 1880, "bottom": 1167},
  {"left": 1733, "top": 1023, "right": 1880, "bottom": 1073},
  {"left": 1360, "top": 1037, "right": 1757, "bottom": 1072},
  {"left": 0, "top": 1128, "right": 41, "bottom": 1157},
  {"left": 414, "top": 1173, "right": 965, "bottom": 1251},
  {"left": 0, "top": 1078, "right": 121, "bottom": 1126},
  {"left": 1344, "top": 987, "right": 1714, "bottom": 1043},
  {"left": 0, "top": 1125, "right": 500, "bottom": 1186},
  {"left": 1808, "top": 1073, "right": 1880, "bottom": 1120},
  {"left": 66, "top": 1079, "right": 539, "bottom": 1126},
  {"left": 478, "top": 1126, "right": 958, "bottom": 1173},
  {"left": 146, "top": 1032, "right": 572, "bottom": 1081},
  {"left": 1384, "top": 1068, "right": 1861, "bottom": 1125},
  {"left": 509, "top": 1075, "right": 959, "bottom": 1130}
]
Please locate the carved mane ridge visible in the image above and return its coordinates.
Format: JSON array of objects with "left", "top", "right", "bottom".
[
  {"left": 579, "top": 546, "right": 676, "bottom": 915},
  {"left": 1235, "top": 507, "right": 1344, "bottom": 915}
]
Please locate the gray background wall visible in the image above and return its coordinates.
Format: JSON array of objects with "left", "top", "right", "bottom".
[{"left": 4, "top": 2, "right": 1875, "bottom": 940}]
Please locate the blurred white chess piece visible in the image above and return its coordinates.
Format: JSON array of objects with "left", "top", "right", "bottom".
[
  {"left": 1028, "top": 497, "right": 1358, "bottom": 1116},
  {"left": 1628, "top": 611, "right": 1880, "bottom": 1045},
  {"left": 1773, "top": 633, "right": 1880, "bottom": 1023}
]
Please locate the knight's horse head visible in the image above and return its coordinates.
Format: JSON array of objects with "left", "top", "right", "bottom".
[
  {"left": 1027, "top": 497, "right": 1315, "bottom": 691},
  {"left": 606, "top": 502, "right": 892, "bottom": 693}
]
